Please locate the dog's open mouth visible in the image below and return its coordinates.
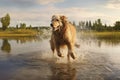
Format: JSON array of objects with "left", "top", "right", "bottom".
[{"left": 53, "top": 26, "right": 60, "bottom": 31}]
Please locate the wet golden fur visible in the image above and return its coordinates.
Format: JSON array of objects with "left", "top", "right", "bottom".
[{"left": 50, "top": 15, "right": 77, "bottom": 59}]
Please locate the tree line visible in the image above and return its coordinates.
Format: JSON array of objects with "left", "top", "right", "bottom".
[
  {"left": 0, "top": 13, "right": 50, "bottom": 31},
  {"left": 0, "top": 13, "right": 33, "bottom": 30},
  {"left": 0, "top": 13, "right": 120, "bottom": 31},
  {"left": 73, "top": 19, "right": 120, "bottom": 31}
]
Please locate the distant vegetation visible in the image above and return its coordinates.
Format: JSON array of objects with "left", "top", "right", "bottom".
[
  {"left": 73, "top": 19, "right": 120, "bottom": 32},
  {"left": 0, "top": 13, "right": 50, "bottom": 37}
]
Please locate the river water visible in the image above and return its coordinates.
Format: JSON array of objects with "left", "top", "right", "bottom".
[{"left": 0, "top": 34, "right": 120, "bottom": 80}]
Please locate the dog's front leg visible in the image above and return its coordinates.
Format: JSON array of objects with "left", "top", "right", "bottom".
[
  {"left": 50, "top": 39, "right": 55, "bottom": 55},
  {"left": 56, "top": 44, "right": 63, "bottom": 57},
  {"left": 67, "top": 43, "right": 76, "bottom": 59}
]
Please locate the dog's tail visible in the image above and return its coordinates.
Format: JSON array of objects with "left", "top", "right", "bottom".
[{"left": 75, "top": 43, "right": 80, "bottom": 48}]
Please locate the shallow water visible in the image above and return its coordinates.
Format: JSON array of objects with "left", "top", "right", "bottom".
[{"left": 0, "top": 35, "right": 120, "bottom": 80}]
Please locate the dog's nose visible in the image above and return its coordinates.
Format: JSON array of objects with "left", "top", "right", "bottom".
[{"left": 50, "top": 24, "right": 53, "bottom": 27}]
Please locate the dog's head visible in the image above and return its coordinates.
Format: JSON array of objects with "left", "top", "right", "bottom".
[{"left": 50, "top": 15, "right": 67, "bottom": 31}]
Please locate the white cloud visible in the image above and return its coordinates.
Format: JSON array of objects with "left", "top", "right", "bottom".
[
  {"left": 11, "top": 0, "right": 65, "bottom": 5},
  {"left": 105, "top": 0, "right": 120, "bottom": 9},
  {"left": 0, "top": 0, "right": 65, "bottom": 8},
  {"left": 37, "top": 0, "right": 64, "bottom": 5},
  {"left": 44, "top": 7, "right": 107, "bottom": 23}
]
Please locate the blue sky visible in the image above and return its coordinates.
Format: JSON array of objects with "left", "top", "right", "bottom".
[{"left": 0, "top": 0, "right": 120, "bottom": 26}]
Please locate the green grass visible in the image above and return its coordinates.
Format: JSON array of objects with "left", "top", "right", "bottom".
[
  {"left": 80, "top": 31, "right": 120, "bottom": 36},
  {"left": 92, "top": 31, "right": 120, "bottom": 38},
  {"left": 79, "top": 31, "right": 120, "bottom": 39},
  {"left": 92, "top": 31, "right": 120, "bottom": 36},
  {"left": 0, "top": 29, "right": 38, "bottom": 37}
]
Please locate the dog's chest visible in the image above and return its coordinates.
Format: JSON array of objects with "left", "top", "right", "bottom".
[
  {"left": 54, "top": 32, "right": 64, "bottom": 39},
  {"left": 53, "top": 32, "right": 68, "bottom": 44}
]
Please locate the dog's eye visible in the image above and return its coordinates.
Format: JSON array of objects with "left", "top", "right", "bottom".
[{"left": 56, "top": 19, "right": 59, "bottom": 21}]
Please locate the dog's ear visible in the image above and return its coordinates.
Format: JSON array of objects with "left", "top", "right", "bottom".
[
  {"left": 60, "top": 15, "right": 67, "bottom": 21},
  {"left": 51, "top": 15, "right": 56, "bottom": 20}
]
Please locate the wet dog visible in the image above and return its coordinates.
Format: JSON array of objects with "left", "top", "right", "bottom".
[{"left": 50, "top": 15, "right": 79, "bottom": 60}]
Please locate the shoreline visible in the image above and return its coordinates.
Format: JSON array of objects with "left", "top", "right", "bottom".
[
  {"left": 0, "top": 29, "right": 38, "bottom": 37},
  {"left": 0, "top": 34, "right": 37, "bottom": 37}
]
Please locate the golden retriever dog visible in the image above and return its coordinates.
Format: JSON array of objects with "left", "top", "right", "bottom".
[{"left": 50, "top": 15, "right": 79, "bottom": 60}]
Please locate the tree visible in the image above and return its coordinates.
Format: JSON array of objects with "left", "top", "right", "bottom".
[
  {"left": 29, "top": 25, "right": 32, "bottom": 29},
  {"left": 104, "top": 24, "right": 107, "bottom": 28},
  {"left": 92, "top": 21, "right": 98, "bottom": 30},
  {"left": 88, "top": 21, "right": 92, "bottom": 30},
  {"left": 78, "top": 21, "right": 85, "bottom": 30},
  {"left": 16, "top": 24, "right": 19, "bottom": 29},
  {"left": 114, "top": 21, "right": 120, "bottom": 30},
  {"left": 20, "top": 23, "right": 26, "bottom": 29},
  {"left": 85, "top": 21, "right": 89, "bottom": 29},
  {"left": 72, "top": 21, "right": 76, "bottom": 27},
  {"left": 97, "top": 19, "right": 103, "bottom": 31},
  {"left": 92, "top": 19, "right": 104, "bottom": 31},
  {"left": 0, "top": 13, "right": 10, "bottom": 30}
]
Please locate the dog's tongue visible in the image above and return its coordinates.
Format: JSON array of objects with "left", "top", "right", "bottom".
[{"left": 53, "top": 26, "right": 59, "bottom": 31}]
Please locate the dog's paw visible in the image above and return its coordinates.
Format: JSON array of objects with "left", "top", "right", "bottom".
[
  {"left": 57, "top": 53, "right": 64, "bottom": 58},
  {"left": 70, "top": 53, "right": 76, "bottom": 59}
]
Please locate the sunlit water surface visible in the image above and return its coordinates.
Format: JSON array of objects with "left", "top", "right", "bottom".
[{"left": 0, "top": 35, "right": 120, "bottom": 80}]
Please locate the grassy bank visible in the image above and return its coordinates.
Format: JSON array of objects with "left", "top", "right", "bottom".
[
  {"left": 0, "top": 29, "right": 38, "bottom": 37},
  {"left": 79, "top": 31, "right": 120, "bottom": 39},
  {"left": 91, "top": 31, "right": 120, "bottom": 36}
]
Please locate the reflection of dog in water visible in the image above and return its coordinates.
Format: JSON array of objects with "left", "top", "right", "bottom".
[
  {"left": 50, "top": 15, "right": 79, "bottom": 60},
  {"left": 50, "top": 63, "right": 76, "bottom": 80}
]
